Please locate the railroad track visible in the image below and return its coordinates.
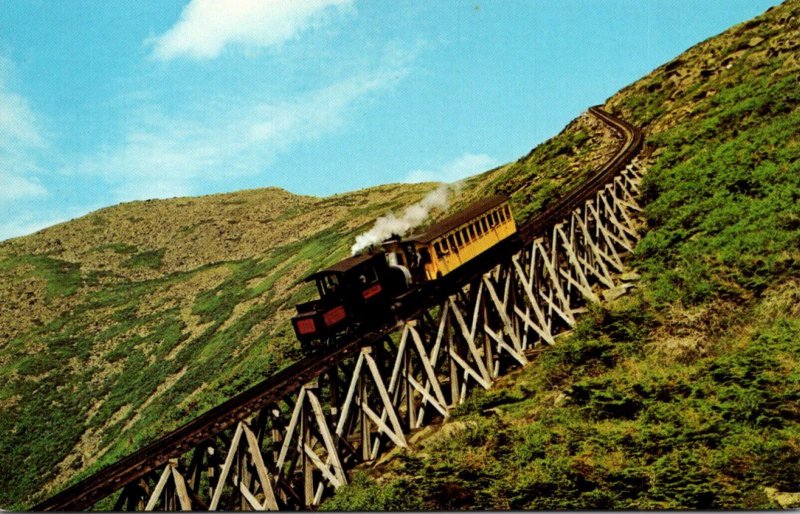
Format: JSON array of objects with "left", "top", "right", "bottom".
[
  {"left": 34, "top": 106, "right": 642, "bottom": 511},
  {"left": 519, "top": 106, "right": 643, "bottom": 241}
]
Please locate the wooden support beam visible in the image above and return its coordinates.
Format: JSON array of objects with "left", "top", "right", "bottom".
[
  {"left": 519, "top": 241, "right": 538, "bottom": 349},
  {"left": 209, "top": 422, "right": 244, "bottom": 511},
  {"left": 482, "top": 275, "right": 525, "bottom": 355},
  {"left": 364, "top": 352, "right": 407, "bottom": 448},
  {"left": 335, "top": 355, "right": 365, "bottom": 438},
  {"left": 385, "top": 327, "right": 410, "bottom": 401},
  {"left": 614, "top": 175, "right": 640, "bottom": 206},
  {"left": 448, "top": 297, "right": 492, "bottom": 384},
  {"left": 534, "top": 240, "right": 575, "bottom": 326},
  {"left": 511, "top": 255, "right": 557, "bottom": 343},
  {"left": 408, "top": 325, "right": 449, "bottom": 418},
  {"left": 468, "top": 281, "right": 484, "bottom": 341},
  {"left": 537, "top": 287, "right": 574, "bottom": 328},
  {"left": 406, "top": 374, "right": 449, "bottom": 417},
  {"left": 513, "top": 306, "right": 556, "bottom": 346},
  {"left": 448, "top": 348, "right": 492, "bottom": 389},
  {"left": 414, "top": 303, "right": 449, "bottom": 425},
  {"left": 276, "top": 388, "right": 306, "bottom": 473},
  {"left": 600, "top": 189, "right": 638, "bottom": 242},
  {"left": 448, "top": 327, "right": 460, "bottom": 406},
  {"left": 238, "top": 481, "right": 264, "bottom": 511},
  {"left": 242, "top": 422, "right": 279, "bottom": 510},
  {"left": 359, "top": 402, "right": 406, "bottom": 448},
  {"left": 555, "top": 225, "right": 597, "bottom": 302},
  {"left": 306, "top": 390, "right": 347, "bottom": 486},
  {"left": 484, "top": 324, "right": 527, "bottom": 365},
  {"left": 170, "top": 465, "right": 193, "bottom": 511},
  {"left": 610, "top": 180, "right": 640, "bottom": 233},
  {"left": 576, "top": 206, "right": 624, "bottom": 275},
  {"left": 570, "top": 213, "right": 616, "bottom": 289},
  {"left": 301, "top": 398, "right": 314, "bottom": 507},
  {"left": 615, "top": 194, "right": 642, "bottom": 212},
  {"left": 586, "top": 201, "right": 624, "bottom": 268},
  {"left": 144, "top": 466, "right": 172, "bottom": 511}
]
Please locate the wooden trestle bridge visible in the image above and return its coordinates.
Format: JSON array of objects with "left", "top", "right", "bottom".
[{"left": 35, "top": 106, "right": 647, "bottom": 511}]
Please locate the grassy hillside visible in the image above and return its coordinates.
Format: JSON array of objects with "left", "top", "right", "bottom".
[
  {"left": 0, "top": 88, "right": 617, "bottom": 509},
  {"left": 323, "top": 1, "right": 800, "bottom": 510}
]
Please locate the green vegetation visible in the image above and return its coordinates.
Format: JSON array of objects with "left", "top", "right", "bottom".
[
  {"left": 96, "top": 243, "right": 138, "bottom": 254},
  {"left": 0, "top": 184, "right": 436, "bottom": 509},
  {"left": 122, "top": 248, "right": 166, "bottom": 269},
  {"left": 327, "top": 296, "right": 799, "bottom": 509},
  {"left": 325, "top": 2, "right": 800, "bottom": 510},
  {"left": 2, "top": 2, "right": 799, "bottom": 510},
  {"left": 0, "top": 254, "right": 83, "bottom": 299},
  {"left": 638, "top": 79, "right": 800, "bottom": 306}
]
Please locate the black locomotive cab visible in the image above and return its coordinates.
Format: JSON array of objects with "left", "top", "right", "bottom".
[{"left": 291, "top": 251, "right": 408, "bottom": 344}]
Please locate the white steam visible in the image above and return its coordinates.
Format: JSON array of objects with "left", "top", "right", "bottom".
[{"left": 351, "top": 183, "right": 459, "bottom": 255}]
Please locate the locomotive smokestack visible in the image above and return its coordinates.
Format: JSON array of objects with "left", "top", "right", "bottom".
[{"left": 350, "top": 183, "right": 458, "bottom": 255}]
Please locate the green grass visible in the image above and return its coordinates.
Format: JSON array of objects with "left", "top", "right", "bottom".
[
  {"left": 3, "top": 3, "right": 798, "bottom": 510},
  {"left": 636, "top": 79, "right": 800, "bottom": 306},
  {"left": 122, "top": 248, "right": 166, "bottom": 270},
  {"left": 0, "top": 223, "right": 365, "bottom": 508},
  {"left": 326, "top": 297, "right": 800, "bottom": 509},
  {"left": 0, "top": 254, "right": 84, "bottom": 299},
  {"left": 95, "top": 243, "right": 138, "bottom": 254},
  {"left": 324, "top": 4, "right": 800, "bottom": 509}
]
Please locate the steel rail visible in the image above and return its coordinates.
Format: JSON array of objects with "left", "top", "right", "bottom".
[
  {"left": 518, "top": 106, "right": 643, "bottom": 242},
  {"left": 34, "top": 106, "right": 642, "bottom": 511}
]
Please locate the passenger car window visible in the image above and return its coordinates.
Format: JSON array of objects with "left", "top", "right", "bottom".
[{"left": 419, "top": 248, "right": 432, "bottom": 264}]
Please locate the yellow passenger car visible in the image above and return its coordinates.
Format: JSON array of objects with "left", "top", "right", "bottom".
[{"left": 383, "top": 195, "right": 517, "bottom": 282}]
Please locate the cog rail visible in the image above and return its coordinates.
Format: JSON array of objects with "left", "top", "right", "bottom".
[{"left": 34, "top": 106, "right": 642, "bottom": 511}]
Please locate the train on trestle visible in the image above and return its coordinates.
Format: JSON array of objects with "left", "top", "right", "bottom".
[{"left": 291, "top": 194, "right": 517, "bottom": 351}]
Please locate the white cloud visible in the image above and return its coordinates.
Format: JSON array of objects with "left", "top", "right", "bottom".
[
  {"left": 0, "top": 173, "right": 47, "bottom": 201},
  {"left": 0, "top": 91, "right": 45, "bottom": 149},
  {"left": 150, "top": 0, "right": 354, "bottom": 60},
  {"left": 68, "top": 61, "right": 409, "bottom": 202},
  {"left": 403, "top": 153, "right": 498, "bottom": 184},
  {"left": 0, "top": 60, "right": 49, "bottom": 204}
]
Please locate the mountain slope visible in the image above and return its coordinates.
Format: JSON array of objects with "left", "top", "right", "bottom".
[
  {"left": 322, "top": 1, "right": 800, "bottom": 510},
  {"left": 0, "top": 97, "right": 618, "bottom": 507}
]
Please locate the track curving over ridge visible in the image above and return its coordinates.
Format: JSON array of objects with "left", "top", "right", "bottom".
[{"left": 34, "top": 106, "right": 643, "bottom": 511}]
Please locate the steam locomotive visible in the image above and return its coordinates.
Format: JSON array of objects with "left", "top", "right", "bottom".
[{"left": 291, "top": 195, "right": 517, "bottom": 348}]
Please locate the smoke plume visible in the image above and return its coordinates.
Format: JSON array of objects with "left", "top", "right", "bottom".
[{"left": 351, "top": 183, "right": 459, "bottom": 255}]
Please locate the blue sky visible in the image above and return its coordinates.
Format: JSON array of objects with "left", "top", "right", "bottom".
[{"left": 0, "top": 0, "right": 778, "bottom": 241}]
